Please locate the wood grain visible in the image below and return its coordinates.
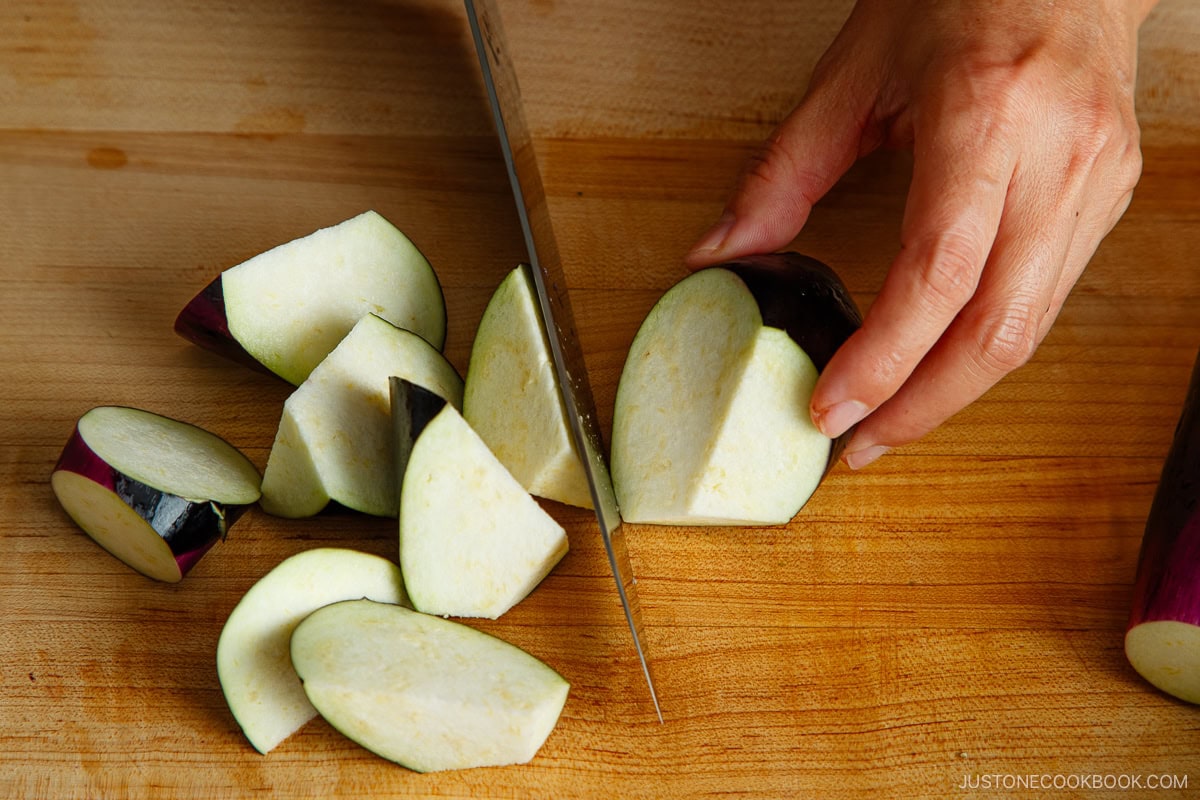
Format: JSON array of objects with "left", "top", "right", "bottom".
[{"left": 2, "top": 0, "right": 1199, "bottom": 798}]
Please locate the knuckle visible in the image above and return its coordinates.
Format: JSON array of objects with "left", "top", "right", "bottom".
[
  {"left": 1062, "top": 90, "right": 1144, "bottom": 189},
  {"left": 1071, "top": 99, "right": 1120, "bottom": 153},
  {"left": 1116, "top": 135, "right": 1145, "bottom": 191},
  {"left": 1067, "top": 114, "right": 1126, "bottom": 184},
  {"left": 972, "top": 302, "right": 1043, "bottom": 375},
  {"left": 739, "top": 135, "right": 824, "bottom": 214},
  {"left": 753, "top": 137, "right": 821, "bottom": 192},
  {"left": 740, "top": 143, "right": 779, "bottom": 190},
  {"left": 912, "top": 232, "right": 982, "bottom": 312}
]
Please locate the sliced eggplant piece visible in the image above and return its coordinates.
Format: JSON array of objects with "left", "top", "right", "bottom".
[
  {"left": 173, "top": 275, "right": 270, "bottom": 375},
  {"left": 50, "top": 406, "right": 261, "bottom": 582},
  {"left": 389, "top": 375, "right": 450, "bottom": 489},
  {"left": 397, "top": 388, "right": 568, "bottom": 619},
  {"left": 217, "top": 548, "right": 408, "bottom": 754},
  {"left": 723, "top": 253, "right": 864, "bottom": 470},
  {"left": 721, "top": 252, "right": 863, "bottom": 371},
  {"left": 175, "top": 210, "right": 447, "bottom": 385},
  {"left": 259, "top": 313, "right": 463, "bottom": 519},
  {"left": 463, "top": 265, "right": 593, "bottom": 509},
  {"left": 610, "top": 255, "right": 861, "bottom": 525},
  {"left": 290, "top": 599, "right": 570, "bottom": 772}
]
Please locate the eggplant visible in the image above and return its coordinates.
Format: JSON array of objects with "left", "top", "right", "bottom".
[
  {"left": 610, "top": 253, "right": 861, "bottom": 526},
  {"left": 390, "top": 375, "right": 450, "bottom": 492},
  {"left": 258, "top": 313, "right": 462, "bottom": 519},
  {"left": 174, "top": 210, "right": 447, "bottom": 385},
  {"left": 721, "top": 252, "right": 863, "bottom": 372},
  {"left": 50, "top": 406, "right": 262, "bottom": 582},
  {"left": 462, "top": 265, "right": 593, "bottom": 510},
  {"left": 290, "top": 599, "right": 570, "bottom": 772},
  {"left": 173, "top": 275, "right": 271, "bottom": 375},
  {"left": 216, "top": 548, "right": 408, "bottom": 754},
  {"left": 723, "top": 252, "right": 864, "bottom": 471},
  {"left": 394, "top": 378, "right": 568, "bottom": 620},
  {"left": 1125, "top": 348, "right": 1200, "bottom": 704}
]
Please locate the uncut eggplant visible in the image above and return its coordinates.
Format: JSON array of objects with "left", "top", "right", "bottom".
[
  {"left": 1125, "top": 348, "right": 1200, "bottom": 704},
  {"left": 50, "top": 406, "right": 262, "bottom": 582}
]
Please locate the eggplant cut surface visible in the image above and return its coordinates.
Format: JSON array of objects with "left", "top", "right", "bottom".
[{"left": 51, "top": 406, "right": 261, "bottom": 581}]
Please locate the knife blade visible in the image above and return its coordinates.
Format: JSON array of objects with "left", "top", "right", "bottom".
[{"left": 465, "top": 0, "right": 662, "bottom": 723}]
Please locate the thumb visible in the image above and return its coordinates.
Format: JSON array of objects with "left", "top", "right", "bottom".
[{"left": 685, "top": 82, "right": 872, "bottom": 268}]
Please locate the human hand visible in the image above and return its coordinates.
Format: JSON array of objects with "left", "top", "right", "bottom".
[{"left": 686, "top": 0, "right": 1157, "bottom": 468}]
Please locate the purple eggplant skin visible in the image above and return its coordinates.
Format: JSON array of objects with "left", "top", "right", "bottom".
[
  {"left": 1127, "top": 348, "right": 1200, "bottom": 633},
  {"left": 173, "top": 275, "right": 272, "bottom": 375},
  {"left": 720, "top": 253, "right": 863, "bottom": 470},
  {"left": 390, "top": 377, "right": 449, "bottom": 494},
  {"left": 52, "top": 425, "right": 251, "bottom": 580},
  {"left": 722, "top": 253, "right": 863, "bottom": 372}
]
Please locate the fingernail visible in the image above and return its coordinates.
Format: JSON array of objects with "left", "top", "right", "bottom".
[
  {"left": 688, "top": 211, "right": 736, "bottom": 258},
  {"left": 814, "top": 399, "right": 869, "bottom": 439},
  {"left": 844, "top": 444, "right": 890, "bottom": 470}
]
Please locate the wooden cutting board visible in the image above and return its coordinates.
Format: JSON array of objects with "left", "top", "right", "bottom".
[{"left": 2, "top": 1, "right": 1198, "bottom": 797}]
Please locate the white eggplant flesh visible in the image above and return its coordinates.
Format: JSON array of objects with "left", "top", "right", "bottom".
[
  {"left": 217, "top": 548, "right": 408, "bottom": 753},
  {"left": 259, "top": 313, "right": 463, "bottom": 518},
  {"left": 175, "top": 210, "right": 446, "bottom": 385},
  {"left": 398, "top": 401, "right": 568, "bottom": 619},
  {"left": 611, "top": 268, "right": 831, "bottom": 525},
  {"left": 50, "top": 406, "right": 261, "bottom": 582},
  {"left": 463, "top": 265, "right": 592, "bottom": 509},
  {"left": 290, "top": 599, "right": 569, "bottom": 772}
]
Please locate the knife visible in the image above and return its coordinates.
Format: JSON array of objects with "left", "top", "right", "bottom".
[{"left": 465, "top": 0, "right": 662, "bottom": 723}]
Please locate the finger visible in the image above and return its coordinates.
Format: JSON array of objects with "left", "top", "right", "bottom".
[
  {"left": 685, "top": 78, "right": 872, "bottom": 268},
  {"left": 841, "top": 108, "right": 1144, "bottom": 467},
  {"left": 841, "top": 168, "right": 1085, "bottom": 465},
  {"left": 809, "top": 116, "right": 1018, "bottom": 439}
]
